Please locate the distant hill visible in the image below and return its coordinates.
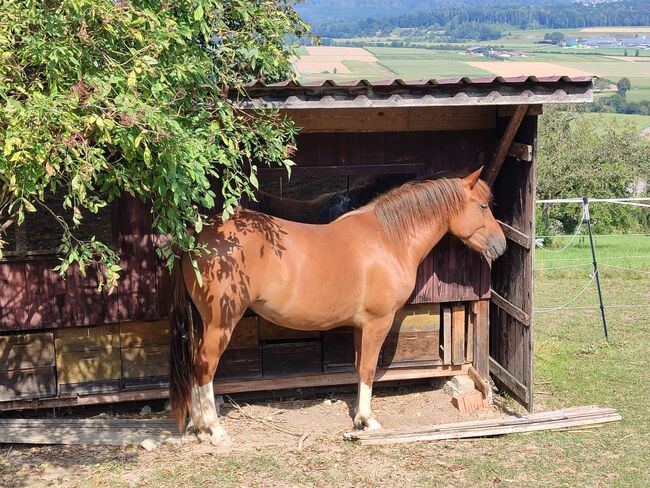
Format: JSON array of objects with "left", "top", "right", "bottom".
[
  {"left": 297, "top": 0, "right": 650, "bottom": 40},
  {"left": 296, "top": 0, "right": 572, "bottom": 26}
]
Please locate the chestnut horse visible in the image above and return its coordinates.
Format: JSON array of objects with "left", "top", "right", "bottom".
[{"left": 169, "top": 167, "right": 506, "bottom": 444}]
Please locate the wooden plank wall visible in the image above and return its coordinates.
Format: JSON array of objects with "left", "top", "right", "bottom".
[
  {"left": 0, "top": 195, "right": 166, "bottom": 332},
  {"left": 489, "top": 114, "right": 536, "bottom": 410},
  {"left": 0, "top": 111, "right": 496, "bottom": 329},
  {"left": 292, "top": 129, "right": 494, "bottom": 303}
]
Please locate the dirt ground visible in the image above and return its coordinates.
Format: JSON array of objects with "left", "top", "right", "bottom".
[{"left": 0, "top": 381, "right": 506, "bottom": 487}]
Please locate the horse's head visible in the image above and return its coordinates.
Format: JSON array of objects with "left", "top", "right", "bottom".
[{"left": 448, "top": 167, "right": 506, "bottom": 261}]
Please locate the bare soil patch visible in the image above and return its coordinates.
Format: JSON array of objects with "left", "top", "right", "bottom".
[
  {"left": 295, "top": 46, "right": 381, "bottom": 76},
  {"left": 0, "top": 382, "right": 504, "bottom": 487},
  {"left": 464, "top": 61, "right": 594, "bottom": 77}
]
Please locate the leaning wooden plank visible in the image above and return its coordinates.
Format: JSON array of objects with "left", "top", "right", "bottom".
[
  {"left": 344, "top": 407, "right": 621, "bottom": 445},
  {"left": 347, "top": 407, "right": 618, "bottom": 440},
  {"left": 355, "top": 414, "right": 621, "bottom": 446},
  {"left": 346, "top": 406, "right": 616, "bottom": 440},
  {"left": 482, "top": 104, "right": 529, "bottom": 186}
]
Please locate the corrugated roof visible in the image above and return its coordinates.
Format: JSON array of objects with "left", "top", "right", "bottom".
[
  {"left": 234, "top": 76, "right": 593, "bottom": 109},
  {"left": 248, "top": 75, "right": 594, "bottom": 88}
]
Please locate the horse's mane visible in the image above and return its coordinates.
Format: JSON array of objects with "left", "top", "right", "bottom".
[{"left": 363, "top": 173, "right": 491, "bottom": 245}]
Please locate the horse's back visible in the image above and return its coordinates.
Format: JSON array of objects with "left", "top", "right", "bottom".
[{"left": 190, "top": 209, "right": 409, "bottom": 329}]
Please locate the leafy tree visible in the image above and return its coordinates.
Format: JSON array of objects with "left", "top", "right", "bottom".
[
  {"left": 635, "top": 49, "right": 640, "bottom": 57},
  {"left": 537, "top": 107, "right": 650, "bottom": 234},
  {"left": 0, "top": 0, "right": 308, "bottom": 289},
  {"left": 549, "top": 31, "right": 564, "bottom": 45},
  {"left": 617, "top": 77, "right": 632, "bottom": 95}
]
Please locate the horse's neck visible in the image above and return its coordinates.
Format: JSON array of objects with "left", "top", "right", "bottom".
[{"left": 405, "top": 217, "right": 449, "bottom": 266}]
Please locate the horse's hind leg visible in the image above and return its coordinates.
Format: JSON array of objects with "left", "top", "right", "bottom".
[
  {"left": 189, "top": 317, "right": 240, "bottom": 444},
  {"left": 353, "top": 316, "right": 393, "bottom": 430}
]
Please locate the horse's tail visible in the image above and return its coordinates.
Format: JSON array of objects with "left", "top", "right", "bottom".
[{"left": 169, "top": 258, "right": 202, "bottom": 432}]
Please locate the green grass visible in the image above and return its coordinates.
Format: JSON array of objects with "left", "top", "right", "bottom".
[
  {"left": 2, "top": 235, "right": 648, "bottom": 487},
  {"left": 576, "top": 113, "right": 650, "bottom": 132}
]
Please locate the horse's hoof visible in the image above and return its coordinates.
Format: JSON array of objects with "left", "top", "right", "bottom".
[
  {"left": 364, "top": 418, "right": 382, "bottom": 431},
  {"left": 208, "top": 429, "right": 231, "bottom": 448},
  {"left": 353, "top": 414, "right": 382, "bottom": 431}
]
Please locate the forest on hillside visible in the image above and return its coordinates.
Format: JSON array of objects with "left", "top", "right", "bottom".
[{"left": 303, "top": 0, "right": 650, "bottom": 40}]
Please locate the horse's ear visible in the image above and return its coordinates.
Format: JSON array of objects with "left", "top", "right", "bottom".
[{"left": 463, "top": 166, "right": 483, "bottom": 190}]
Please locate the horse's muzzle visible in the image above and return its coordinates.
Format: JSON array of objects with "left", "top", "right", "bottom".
[{"left": 484, "top": 235, "right": 507, "bottom": 261}]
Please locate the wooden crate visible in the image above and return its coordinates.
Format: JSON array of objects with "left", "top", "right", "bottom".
[
  {"left": 323, "top": 327, "right": 355, "bottom": 373},
  {"left": 380, "top": 332, "right": 439, "bottom": 367},
  {"left": 120, "top": 320, "right": 170, "bottom": 389},
  {"left": 391, "top": 303, "right": 441, "bottom": 334},
  {"left": 55, "top": 324, "right": 121, "bottom": 394},
  {"left": 262, "top": 341, "right": 322, "bottom": 377},
  {"left": 0, "top": 367, "right": 57, "bottom": 401},
  {"left": 215, "top": 348, "right": 262, "bottom": 380},
  {"left": 259, "top": 318, "right": 320, "bottom": 341},
  {"left": 0, "top": 332, "right": 56, "bottom": 401},
  {"left": 381, "top": 304, "right": 441, "bottom": 367}
]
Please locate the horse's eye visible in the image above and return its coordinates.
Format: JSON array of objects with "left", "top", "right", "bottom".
[{"left": 480, "top": 203, "right": 489, "bottom": 210}]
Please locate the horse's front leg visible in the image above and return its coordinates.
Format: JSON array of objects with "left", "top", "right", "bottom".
[
  {"left": 189, "top": 320, "right": 236, "bottom": 445},
  {"left": 353, "top": 317, "right": 393, "bottom": 430}
]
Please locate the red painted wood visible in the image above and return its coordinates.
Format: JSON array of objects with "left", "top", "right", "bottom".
[
  {"left": 0, "top": 262, "right": 29, "bottom": 330},
  {"left": 25, "top": 259, "right": 66, "bottom": 328}
]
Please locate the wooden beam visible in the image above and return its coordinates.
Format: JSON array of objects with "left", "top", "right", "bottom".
[
  {"left": 472, "top": 300, "right": 490, "bottom": 380},
  {"left": 451, "top": 304, "right": 465, "bottom": 365},
  {"left": 0, "top": 365, "right": 470, "bottom": 412},
  {"left": 257, "top": 164, "right": 425, "bottom": 178},
  {"left": 482, "top": 104, "right": 529, "bottom": 186},
  {"left": 498, "top": 104, "right": 543, "bottom": 117},
  {"left": 489, "top": 357, "right": 529, "bottom": 402},
  {"left": 498, "top": 220, "right": 532, "bottom": 250},
  {"left": 443, "top": 306, "right": 452, "bottom": 365},
  {"left": 507, "top": 142, "right": 533, "bottom": 162},
  {"left": 283, "top": 106, "right": 497, "bottom": 133},
  {"left": 490, "top": 290, "right": 531, "bottom": 326}
]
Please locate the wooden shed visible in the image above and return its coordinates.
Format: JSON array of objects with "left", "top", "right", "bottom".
[{"left": 0, "top": 76, "right": 592, "bottom": 413}]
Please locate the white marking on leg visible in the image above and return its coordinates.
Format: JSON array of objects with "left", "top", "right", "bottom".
[
  {"left": 190, "top": 382, "right": 219, "bottom": 431},
  {"left": 354, "top": 381, "right": 382, "bottom": 430}
]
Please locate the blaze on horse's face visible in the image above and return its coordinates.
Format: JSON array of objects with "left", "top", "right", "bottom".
[{"left": 448, "top": 167, "right": 506, "bottom": 261}]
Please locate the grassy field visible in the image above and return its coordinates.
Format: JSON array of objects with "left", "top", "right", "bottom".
[{"left": 1, "top": 236, "right": 648, "bottom": 487}]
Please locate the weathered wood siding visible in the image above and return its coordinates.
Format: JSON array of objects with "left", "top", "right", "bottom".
[
  {"left": 489, "top": 114, "right": 536, "bottom": 411},
  {"left": 290, "top": 129, "right": 494, "bottom": 303}
]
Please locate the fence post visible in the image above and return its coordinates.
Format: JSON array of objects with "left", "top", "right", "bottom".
[{"left": 583, "top": 197, "right": 609, "bottom": 341}]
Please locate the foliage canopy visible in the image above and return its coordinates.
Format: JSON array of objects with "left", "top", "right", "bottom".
[
  {"left": 0, "top": 0, "right": 308, "bottom": 289},
  {"left": 536, "top": 108, "right": 650, "bottom": 234}
]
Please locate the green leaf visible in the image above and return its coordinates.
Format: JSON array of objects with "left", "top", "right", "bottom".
[
  {"left": 143, "top": 145, "right": 152, "bottom": 165},
  {"left": 191, "top": 258, "right": 203, "bottom": 287},
  {"left": 194, "top": 5, "right": 204, "bottom": 21}
]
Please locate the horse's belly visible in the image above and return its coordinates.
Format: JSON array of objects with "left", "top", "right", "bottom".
[{"left": 250, "top": 270, "right": 364, "bottom": 330}]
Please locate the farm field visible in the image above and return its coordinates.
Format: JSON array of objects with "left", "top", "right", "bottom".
[
  {"left": 1, "top": 237, "right": 648, "bottom": 487},
  {"left": 295, "top": 27, "right": 650, "bottom": 106}
]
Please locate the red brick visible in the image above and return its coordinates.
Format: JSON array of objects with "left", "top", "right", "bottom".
[{"left": 451, "top": 389, "right": 490, "bottom": 413}]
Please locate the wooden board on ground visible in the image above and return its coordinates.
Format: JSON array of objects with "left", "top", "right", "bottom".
[
  {"left": 344, "top": 406, "right": 621, "bottom": 445},
  {"left": 0, "top": 418, "right": 179, "bottom": 446}
]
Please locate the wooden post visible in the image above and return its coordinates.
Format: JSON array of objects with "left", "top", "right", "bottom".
[
  {"left": 472, "top": 300, "right": 489, "bottom": 380},
  {"left": 482, "top": 104, "right": 528, "bottom": 186}
]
